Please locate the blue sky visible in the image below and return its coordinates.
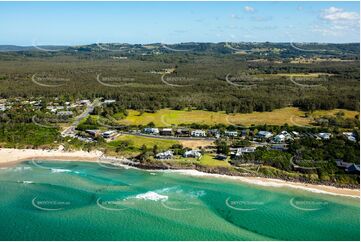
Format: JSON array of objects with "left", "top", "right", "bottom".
[{"left": 0, "top": 1, "right": 359, "bottom": 45}]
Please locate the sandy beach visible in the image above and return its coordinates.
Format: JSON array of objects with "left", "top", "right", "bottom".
[
  {"left": 0, "top": 148, "right": 103, "bottom": 167},
  {"left": 0, "top": 148, "right": 359, "bottom": 198}
]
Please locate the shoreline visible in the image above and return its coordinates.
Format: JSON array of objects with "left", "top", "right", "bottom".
[{"left": 0, "top": 148, "right": 359, "bottom": 198}]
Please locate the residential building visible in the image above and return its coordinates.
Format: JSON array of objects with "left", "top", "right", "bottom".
[
  {"left": 255, "top": 131, "right": 273, "bottom": 139},
  {"left": 183, "top": 150, "right": 202, "bottom": 158},
  {"left": 224, "top": 130, "right": 238, "bottom": 137},
  {"left": 160, "top": 128, "right": 173, "bottom": 136},
  {"left": 143, "top": 127, "right": 160, "bottom": 135},
  {"left": 102, "top": 130, "right": 118, "bottom": 139},
  {"left": 191, "top": 130, "right": 206, "bottom": 137},
  {"left": 318, "top": 133, "right": 332, "bottom": 140},
  {"left": 155, "top": 150, "right": 173, "bottom": 160},
  {"left": 176, "top": 128, "right": 190, "bottom": 137}
]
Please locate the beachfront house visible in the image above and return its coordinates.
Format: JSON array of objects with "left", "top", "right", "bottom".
[
  {"left": 183, "top": 150, "right": 202, "bottom": 159},
  {"left": 191, "top": 130, "right": 206, "bottom": 137},
  {"left": 231, "top": 147, "right": 256, "bottom": 158},
  {"left": 155, "top": 150, "right": 174, "bottom": 160},
  {"left": 336, "top": 160, "right": 360, "bottom": 174}
]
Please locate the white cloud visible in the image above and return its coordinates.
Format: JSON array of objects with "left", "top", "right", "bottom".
[
  {"left": 321, "top": 7, "right": 359, "bottom": 22},
  {"left": 244, "top": 6, "right": 254, "bottom": 12}
]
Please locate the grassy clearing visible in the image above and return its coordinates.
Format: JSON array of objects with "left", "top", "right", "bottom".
[
  {"left": 110, "top": 134, "right": 179, "bottom": 150},
  {"left": 117, "top": 107, "right": 358, "bottom": 127},
  {"left": 165, "top": 154, "right": 230, "bottom": 168},
  {"left": 310, "top": 109, "right": 359, "bottom": 119},
  {"left": 197, "top": 154, "right": 231, "bottom": 167}
]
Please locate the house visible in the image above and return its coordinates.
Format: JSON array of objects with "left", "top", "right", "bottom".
[
  {"left": 241, "top": 129, "right": 248, "bottom": 137},
  {"left": 224, "top": 131, "right": 238, "bottom": 137},
  {"left": 102, "top": 130, "right": 118, "bottom": 139},
  {"left": 231, "top": 147, "right": 256, "bottom": 158},
  {"left": 269, "top": 144, "right": 288, "bottom": 151},
  {"left": 176, "top": 128, "right": 190, "bottom": 137},
  {"left": 183, "top": 150, "right": 202, "bottom": 158},
  {"left": 208, "top": 129, "right": 220, "bottom": 138},
  {"left": 215, "top": 154, "right": 227, "bottom": 160},
  {"left": 86, "top": 129, "right": 101, "bottom": 137},
  {"left": 80, "top": 100, "right": 91, "bottom": 105},
  {"left": 318, "top": 133, "right": 332, "bottom": 140},
  {"left": 191, "top": 130, "right": 206, "bottom": 137},
  {"left": 155, "top": 150, "right": 173, "bottom": 160},
  {"left": 0, "top": 104, "right": 6, "bottom": 112},
  {"left": 336, "top": 160, "right": 360, "bottom": 174},
  {"left": 292, "top": 131, "right": 300, "bottom": 137},
  {"left": 343, "top": 132, "right": 357, "bottom": 142},
  {"left": 143, "top": 127, "right": 160, "bottom": 135},
  {"left": 255, "top": 131, "right": 273, "bottom": 139},
  {"left": 273, "top": 131, "right": 293, "bottom": 143},
  {"left": 160, "top": 128, "right": 173, "bottom": 136}
]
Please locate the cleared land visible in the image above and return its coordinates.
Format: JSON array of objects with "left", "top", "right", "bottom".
[
  {"left": 110, "top": 134, "right": 179, "bottom": 150},
  {"left": 117, "top": 107, "right": 358, "bottom": 127}
]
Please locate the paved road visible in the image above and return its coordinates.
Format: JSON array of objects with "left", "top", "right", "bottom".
[
  {"left": 61, "top": 99, "right": 101, "bottom": 137},
  {"left": 121, "top": 131, "right": 216, "bottom": 141}
]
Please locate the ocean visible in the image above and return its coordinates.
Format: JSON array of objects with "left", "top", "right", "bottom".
[{"left": 0, "top": 160, "right": 359, "bottom": 240}]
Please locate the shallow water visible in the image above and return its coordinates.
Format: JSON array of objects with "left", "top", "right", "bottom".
[{"left": 0, "top": 160, "right": 359, "bottom": 240}]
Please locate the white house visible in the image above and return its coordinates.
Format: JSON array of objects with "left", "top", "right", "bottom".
[
  {"left": 102, "top": 130, "right": 118, "bottom": 139},
  {"left": 143, "top": 127, "right": 160, "bottom": 135},
  {"left": 155, "top": 150, "right": 173, "bottom": 160},
  {"left": 183, "top": 150, "right": 202, "bottom": 158},
  {"left": 318, "top": 133, "right": 332, "bottom": 140},
  {"left": 191, "top": 130, "right": 206, "bottom": 137},
  {"left": 256, "top": 131, "right": 273, "bottom": 139},
  {"left": 224, "top": 131, "right": 238, "bottom": 137}
]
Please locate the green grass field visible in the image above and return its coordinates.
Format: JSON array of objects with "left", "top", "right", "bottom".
[
  {"left": 116, "top": 107, "right": 359, "bottom": 127},
  {"left": 109, "top": 134, "right": 179, "bottom": 150}
]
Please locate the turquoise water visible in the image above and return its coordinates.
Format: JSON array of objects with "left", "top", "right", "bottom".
[{"left": 0, "top": 160, "right": 359, "bottom": 241}]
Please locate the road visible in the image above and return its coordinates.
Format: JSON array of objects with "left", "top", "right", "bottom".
[
  {"left": 61, "top": 99, "right": 101, "bottom": 137},
  {"left": 121, "top": 131, "right": 216, "bottom": 141}
]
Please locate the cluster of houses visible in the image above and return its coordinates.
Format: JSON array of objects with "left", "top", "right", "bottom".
[{"left": 155, "top": 149, "right": 202, "bottom": 160}]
